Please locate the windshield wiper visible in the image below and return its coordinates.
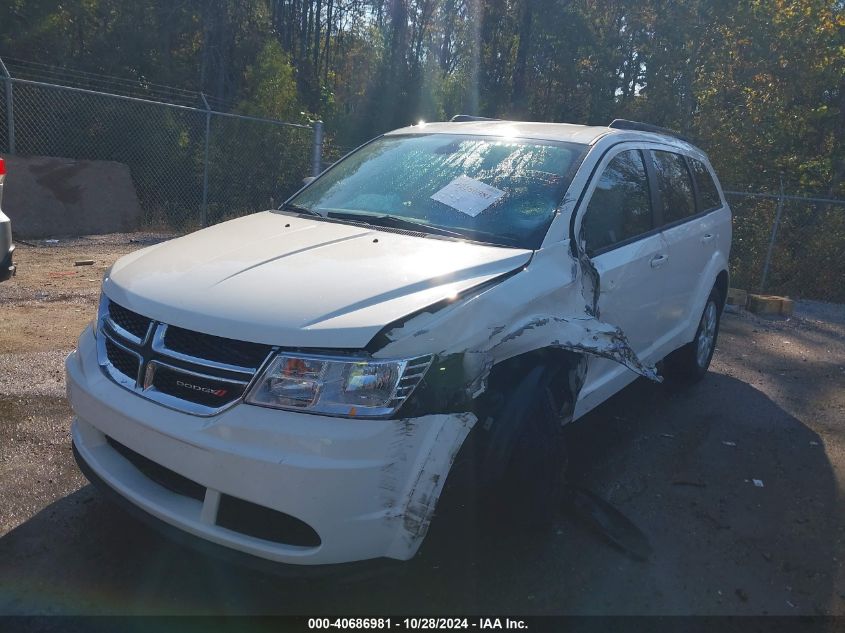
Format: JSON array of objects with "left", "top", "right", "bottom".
[
  {"left": 326, "top": 211, "right": 465, "bottom": 239},
  {"left": 281, "top": 202, "right": 321, "bottom": 217}
]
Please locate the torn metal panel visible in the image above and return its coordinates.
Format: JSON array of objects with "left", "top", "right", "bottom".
[
  {"left": 577, "top": 246, "right": 602, "bottom": 318},
  {"left": 384, "top": 412, "right": 477, "bottom": 559},
  {"left": 479, "top": 314, "right": 661, "bottom": 382},
  {"left": 373, "top": 242, "right": 661, "bottom": 394},
  {"left": 371, "top": 240, "right": 661, "bottom": 553}
]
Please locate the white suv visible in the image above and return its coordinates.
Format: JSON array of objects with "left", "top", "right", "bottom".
[{"left": 67, "top": 118, "right": 731, "bottom": 567}]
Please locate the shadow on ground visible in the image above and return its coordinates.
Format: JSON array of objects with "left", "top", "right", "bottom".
[{"left": 1, "top": 368, "right": 840, "bottom": 616}]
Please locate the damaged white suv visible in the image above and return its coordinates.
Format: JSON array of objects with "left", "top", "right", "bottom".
[{"left": 67, "top": 117, "right": 731, "bottom": 567}]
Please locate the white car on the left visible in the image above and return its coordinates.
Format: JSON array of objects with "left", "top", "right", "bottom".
[{"left": 0, "top": 156, "right": 15, "bottom": 282}]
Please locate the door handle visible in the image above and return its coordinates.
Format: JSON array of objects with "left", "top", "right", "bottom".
[
  {"left": 701, "top": 233, "right": 715, "bottom": 243},
  {"left": 650, "top": 254, "right": 668, "bottom": 268}
]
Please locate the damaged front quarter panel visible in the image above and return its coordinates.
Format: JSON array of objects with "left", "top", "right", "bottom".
[
  {"left": 374, "top": 240, "right": 661, "bottom": 406},
  {"left": 481, "top": 314, "right": 661, "bottom": 382},
  {"left": 372, "top": 241, "right": 661, "bottom": 559}
]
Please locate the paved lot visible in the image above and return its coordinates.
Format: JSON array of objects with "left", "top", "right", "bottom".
[{"left": 1, "top": 237, "right": 844, "bottom": 616}]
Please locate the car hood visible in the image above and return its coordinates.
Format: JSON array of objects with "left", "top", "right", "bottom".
[{"left": 104, "top": 211, "right": 532, "bottom": 349}]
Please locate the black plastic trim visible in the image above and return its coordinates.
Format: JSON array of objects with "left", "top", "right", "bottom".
[
  {"left": 644, "top": 148, "right": 664, "bottom": 227},
  {"left": 450, "top": 115, "right": 503, "bottom": 122},
  {"left": 72, "top": 440, "right": 405, "bottom": 579},
  {"left": 216, "top": 494, "right": 321, "bottom": 547},
  {"left": 608, "top": 118, "right": 690, "bottom": 142},
  {"left": 106, "top": 436, "right": 206, "bottom": 501}
]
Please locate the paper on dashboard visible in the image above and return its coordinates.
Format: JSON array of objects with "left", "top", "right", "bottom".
[{"left": 430, "top": 175, "right": 506, "bottom": 217}]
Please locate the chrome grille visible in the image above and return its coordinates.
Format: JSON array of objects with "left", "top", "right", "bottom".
[
  {"left": 104, "top": 338, "right": 141, "bottom": 382},
  {"left": 97, "top": 297, "right": 274, "bottom": 416},
  {"left": 106, "top": 302, "right": 152, "bottom": 342},
  {"left": 149, "top": 361, "right": 249, "bottom": 408},
  {"left": 96, "top": 296, "right": 433, "bottom": 417},
  {"left": 162, "top": 325, "right": 272, "bottom": 370}
]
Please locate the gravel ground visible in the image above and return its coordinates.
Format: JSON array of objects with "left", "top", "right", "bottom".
[{"left": 1, "top": 236, "right": 844, "bottom": 616}]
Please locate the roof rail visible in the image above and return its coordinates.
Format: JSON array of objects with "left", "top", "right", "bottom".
[
  {"left": 608, "top": 119, "right": 689, "bottom": 142},
  {"left": 450, "top": 114, "right": 502, "bottom": 123}
]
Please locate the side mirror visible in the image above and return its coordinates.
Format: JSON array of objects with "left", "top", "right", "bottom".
[{"left": 302, "top": 176, "right": 316, "bottom": 186}]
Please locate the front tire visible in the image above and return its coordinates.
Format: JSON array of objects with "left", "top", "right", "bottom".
[
  {"left": 438, "top": 364, "right": 568, "bottom": 531},
  {"left": 664, "top": 288, "right": 722, "bottom": 383},
  {"left": 482, "top": 366, "right": 566, "bottom": 526}
]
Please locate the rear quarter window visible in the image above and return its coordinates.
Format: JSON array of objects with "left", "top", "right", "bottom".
[
  {"left": 652, "top": 150, "right": 696, "bottom": 224},
  {"left": 689, "top": 158, "right": 722, "bottom": 211}
]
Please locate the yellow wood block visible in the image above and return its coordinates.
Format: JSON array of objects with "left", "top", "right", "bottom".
[{"left": 748, "top": 294, "right": 791, "bottom": 316}]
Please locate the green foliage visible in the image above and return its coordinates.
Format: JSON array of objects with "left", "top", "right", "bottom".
[{"left": 242, "top": 41, "right": 301, "bottom": 120}]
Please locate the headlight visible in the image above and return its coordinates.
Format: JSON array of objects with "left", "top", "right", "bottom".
[{"left": 245, "top": 353, "right": 432, "bottom": 418}]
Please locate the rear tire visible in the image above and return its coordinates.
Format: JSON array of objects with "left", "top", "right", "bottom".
[{"left": 664, "top": 288, "right": 722, "bottom": 383}]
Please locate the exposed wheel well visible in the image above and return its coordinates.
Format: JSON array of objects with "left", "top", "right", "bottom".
[
  {"left": 484, "top": 347, "right": 586, "bottom": 418},
  {"left": 714, "top": 270, "right": 729, "bottom": 309}
]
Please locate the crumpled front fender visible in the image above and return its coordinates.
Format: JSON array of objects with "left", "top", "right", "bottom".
[
  {"left": 373, "top": 243, "right": 661, "bottom": 397},
  {"left": 476, "top": 314, "right": 661, "bottom": 382},
  {"left": 369, "top": 241, "right": 663, "bottom": 558}
]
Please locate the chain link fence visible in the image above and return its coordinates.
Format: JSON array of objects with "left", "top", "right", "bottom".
[
  {"left": 0, "top": 56, "right": 322, "bottom": 231},
  {"left": 2, "top": 58, "right": 844, "bottom": 302},
  {"left": 725, "top": 189, "right": 845, "bottom": 303}
]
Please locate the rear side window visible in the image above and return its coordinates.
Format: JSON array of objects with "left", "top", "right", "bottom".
[
  {"left": 652, "top": 150, "right": 696, "bottom": 224},
  {"left": 582, "top": 149, "right": 653, "bottom": 254},
  {"left": 689, "top": 158, "right": 722, "bottom": 211}
]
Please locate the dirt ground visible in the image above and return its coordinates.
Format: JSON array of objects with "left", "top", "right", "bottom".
[{"left": 1, "top": 236, "right": 844, "bottom": 616}]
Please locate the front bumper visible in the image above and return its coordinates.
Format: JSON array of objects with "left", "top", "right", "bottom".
[
  {"left": 0, "top": 243, "right": 14, "bottom": 281},
  {"left": 67, "top": 327, "right": 475, "bottom": 566}
]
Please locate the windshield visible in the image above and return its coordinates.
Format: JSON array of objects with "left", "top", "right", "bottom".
[{"left": 287, "top": 134, "right": 588, "bottom": 248}]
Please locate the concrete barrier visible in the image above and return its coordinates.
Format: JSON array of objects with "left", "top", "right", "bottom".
[{"left": 0, "top": 155, "right": 142, "bottom": 238}]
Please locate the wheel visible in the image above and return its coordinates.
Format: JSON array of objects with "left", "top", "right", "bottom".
[
  {"left": 664, "top": 288, "right": 722, "bottom": 383},
  {"left": 437, "top": 364, "right": 568, "bottom": 531}
]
